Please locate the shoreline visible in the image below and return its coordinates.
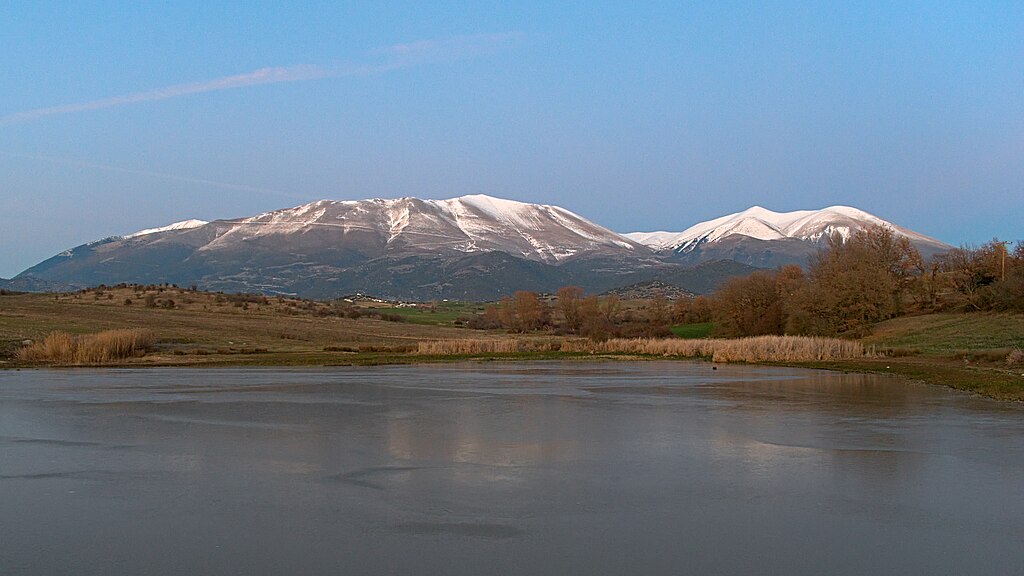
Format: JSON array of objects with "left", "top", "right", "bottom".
[{"left": 5, "top": 350, "right": 1022, "bottom": 403}]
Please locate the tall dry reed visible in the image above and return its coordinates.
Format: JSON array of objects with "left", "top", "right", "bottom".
[
  {"left": 416, "top": 339, "right": 557, "bottom": 355},
  {"left": 560, "top": 335, "right": 868, "bottom": 363},
  {"left": 17, "top": 329, "right": 156, "bottom": 364}
]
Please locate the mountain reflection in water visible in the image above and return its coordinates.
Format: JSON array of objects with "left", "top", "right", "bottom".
[{"left": 1, "top": 362, "right": 1021, "bottom": 576}]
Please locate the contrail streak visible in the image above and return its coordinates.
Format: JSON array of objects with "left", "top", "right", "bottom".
[
  {"left": 0, "top": 32, "right": 520, "bottom": 126},
  {"left": 0, "top": 151, "right": 309, "bottom": 200},
  {"left": 1, "top": 66, "right": 331, "bottom": 126}
]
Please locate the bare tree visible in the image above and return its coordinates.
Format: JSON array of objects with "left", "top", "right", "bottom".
[{"left": 556, "top": 286, "right": 585, "bottom": 333}]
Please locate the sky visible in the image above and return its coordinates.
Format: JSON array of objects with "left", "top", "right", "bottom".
[{"left": 1, "top": 1, "right": 1022, "bottom": 277}]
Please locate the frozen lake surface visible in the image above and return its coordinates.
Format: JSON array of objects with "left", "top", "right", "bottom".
[{"left": 1, "top": 362, "right": 1022, "bottom": 575}]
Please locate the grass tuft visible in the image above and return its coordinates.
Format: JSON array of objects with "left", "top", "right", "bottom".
[{"left": 17, "top": 329, "right": 155, "bottom": 364}]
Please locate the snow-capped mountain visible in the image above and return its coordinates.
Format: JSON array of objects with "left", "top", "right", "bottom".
[
  {"left": 10, "top": 196, "right": 950, "bottom": 300},
  {"left": 188, "top": 194, "right": 642, "bottom": 264},
  {"left": 13, "top": 195, "right": 655, "bottom": 300},
  {"left": 625, "top": 205, "right": 948, "bottom": 254}
]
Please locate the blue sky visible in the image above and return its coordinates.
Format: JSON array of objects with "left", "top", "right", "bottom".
[{"left": 1, "top": 1, "right": 1022, "bottom": 277}]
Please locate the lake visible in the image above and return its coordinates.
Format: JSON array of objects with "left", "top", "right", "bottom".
[{"left": 1, "top": 362, "right": 1022, "bottom": 575}]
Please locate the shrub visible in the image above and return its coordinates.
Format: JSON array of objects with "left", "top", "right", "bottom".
[
  {"left": 961, "top": 348, "right": 1015, "bottom": 364},
  {"left": 1007, "top": 349, "right": 1024, "bottom": 367},
  {"left": 359, "top": 344, "right": 417, "bottom": 353},
  {"left": 885, "top": 347, "right": 920, "bottom": 357},
  {"left": 324, "top": 345, "right": 359, "bottom": 353},
  {"left": 467, "top": 310, "right": 503, "bottom": 330}
]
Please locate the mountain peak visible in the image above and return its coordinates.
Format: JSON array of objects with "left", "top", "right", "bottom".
[
  {"left": 624, "top": 205, "right": 948, "bottom": 252},
  {"left": 15, "top": 195, "right": 953, "bottom": 301},
  {"left": 113, "top": 193, "right": 641, "bottom": 265}
]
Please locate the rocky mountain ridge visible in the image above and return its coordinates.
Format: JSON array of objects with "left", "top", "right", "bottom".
[{"left": 6, "top": 195, "right": 949, "bottom": 300}]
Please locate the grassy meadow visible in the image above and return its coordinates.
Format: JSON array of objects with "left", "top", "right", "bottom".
[
  {"left": 862, "top": 313, "right": 1024, "bottom": 356},
  {"left": 2, "top": 286, "right": 1022, "bottom": 401},
  {"left": 0, "top": 287, "right": 502, "bottom": 366},
  {"left": 670, "top": 322, "right": 716, "bottom": 339},
  {"left": 364, "top": 301, "right": 485, "bottom": 325}
]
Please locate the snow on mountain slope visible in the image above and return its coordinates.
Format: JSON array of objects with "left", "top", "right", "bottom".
[
  {"left": 625, "top": 206, "right": 947, "bottom": 252},
  {"left": 125, "top": 219, "right": 209, "bottom": 239},
  {"left": 140, "top": 195, "right": 642, "bottom": 263}
]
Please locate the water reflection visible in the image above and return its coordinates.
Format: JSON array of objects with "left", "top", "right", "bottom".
[{"left": 1, "top": 363, "right": 1022, "bottom": 576}]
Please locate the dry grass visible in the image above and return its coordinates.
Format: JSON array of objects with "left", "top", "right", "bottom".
[
  {"left": 416, "top": 339, "right": 559, "bottom": 355},
  {"left": 0, "top": 290, "right": 481, "bottom": 365},
  {"left": 17, "top": 329, "right": 155, "bottom": 364},
  {"left": 416, "top": 335, "right": 867, "bottom": 362},
  {"left": 561, "top": 335, "right": 868, "bottom": 363}
]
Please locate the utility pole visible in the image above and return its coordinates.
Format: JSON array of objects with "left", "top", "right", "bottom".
[{"left": 996, "top": 240, "right": 1009, "bottom": 281}]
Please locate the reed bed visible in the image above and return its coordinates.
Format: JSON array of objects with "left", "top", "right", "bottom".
[
  {"left": 17, "top": 329, "right": 156, "bottom": 364},
  {"left": 560, "top": 335, "right": 868, "bottom": 363},
  {"left": 416, "top": 339, "right": 558, "bottom": 355}
]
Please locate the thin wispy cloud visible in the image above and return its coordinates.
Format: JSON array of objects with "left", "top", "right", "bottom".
[
  {"left": 0, "top": 66, "right": 331, "bottom": 126},
  {"left": 0, "top": 151, "right": 307, "bottom": 200},
  {"left": 0, "top": 32, "right": 521, "bottom": 126},
  {"left": 377, "top": 31, "right": 523, "bottom": 62}
]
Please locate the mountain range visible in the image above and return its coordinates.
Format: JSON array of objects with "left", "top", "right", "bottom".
[
  {"left": 2, "top": 195, "right": 950, "bottom": 300},
  {"left": 625, "top": 204, "right": 950, "bottom": 269}
]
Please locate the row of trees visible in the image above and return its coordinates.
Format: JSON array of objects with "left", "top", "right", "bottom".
[
  {"left": 470, "top": 287, "right": 673, "bottom": 339},
  {"left": 703, "top": 227, "right": 1022, "bottom": 338},
  {"left": 470, "top": 226, "right": 1021, "bottom": 340},
  {"left": 934, "top": 241, "right": 1023, "bottom": 312}
]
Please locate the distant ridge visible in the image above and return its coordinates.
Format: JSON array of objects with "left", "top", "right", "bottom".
[
  {"left": 11, "top": 195, "right": 948, "bottom": 300},
  {"left": 625, "top": 205, "right": 951, "bottom": 269},
  {"left": 602, "top": 280, "right": 695, "bottom": 301},
  {"left": 625, "top": 205, "right": 949, "bottom": 253}
]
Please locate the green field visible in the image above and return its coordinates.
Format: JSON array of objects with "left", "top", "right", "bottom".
[
  {"left": 371, "top": 302, "right": 485, "bottom": 325},
  {"left": 670, "top": 322, "right": 715, "bottom": 339},
  {"left": 863, "top": 313, "right": 1024, "bottom": 355}
]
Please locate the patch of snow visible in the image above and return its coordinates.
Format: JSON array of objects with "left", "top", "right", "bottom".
[
  {"left": 622, "top": 231, "right": 682, "bottom": 250},
  {"left": 384, "top": 204, "right": 411, "bottom": 243},
  {"left": 125, "top": 219, "right": 208, "bottom": 239}
]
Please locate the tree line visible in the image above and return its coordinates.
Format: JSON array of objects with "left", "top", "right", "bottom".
[
  {"left": 469, "top": 287, "right": 675, "bottom": 339},
  {"left": 472, "top": 225, "right": 1022, "bottom": 340},
  {"left": 697, "top": 227, "right": 1023, "bottom": 338}
]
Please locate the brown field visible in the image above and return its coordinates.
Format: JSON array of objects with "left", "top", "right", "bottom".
[
  {"left": 0, "top": 287, "right": 501, "bottom": 366},
  {"left": 2, "top": 287, "right": 1021, "bottom": 401}
]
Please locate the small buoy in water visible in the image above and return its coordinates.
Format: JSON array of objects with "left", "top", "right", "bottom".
[{"left": 712, "top": 366, "right": 717, "bottom": 370}]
